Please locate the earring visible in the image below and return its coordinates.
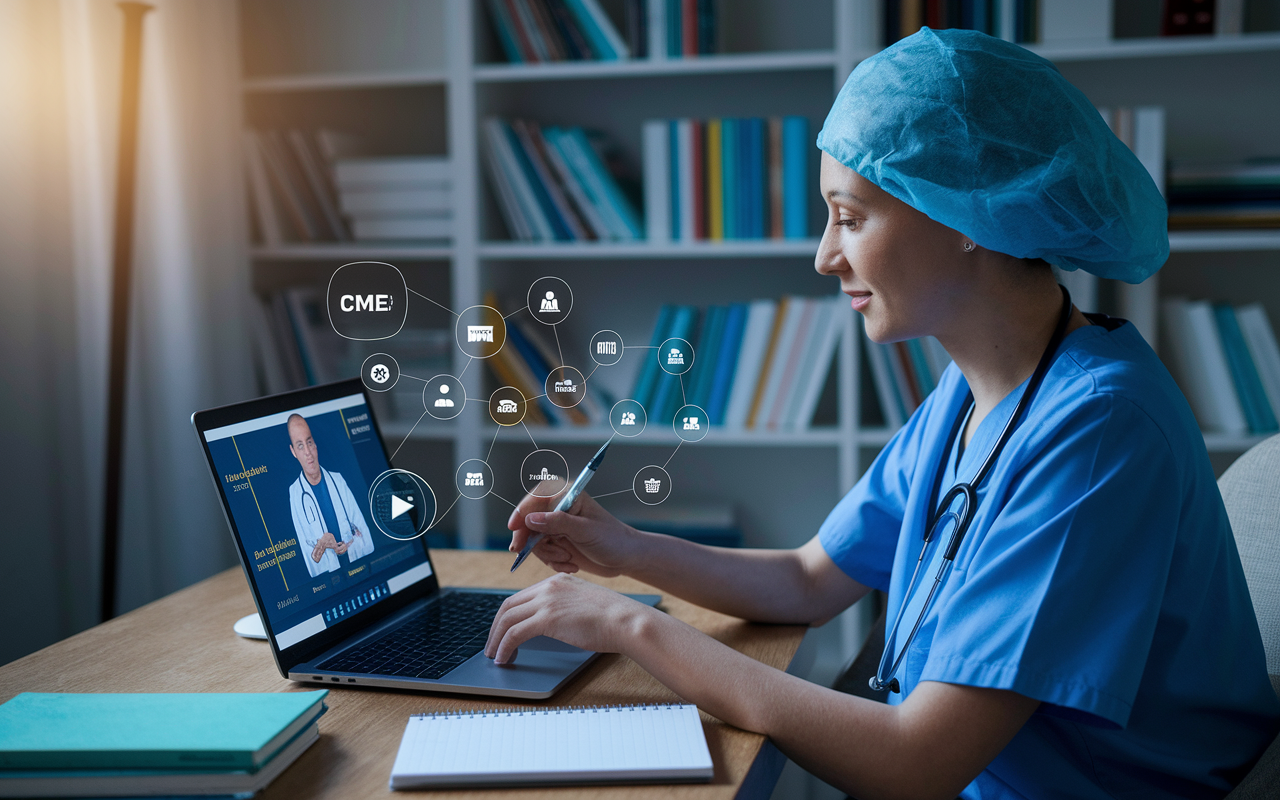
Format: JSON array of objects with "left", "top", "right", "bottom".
[{"left": 962, "top": 240, "right": 975, "bottom": 252}]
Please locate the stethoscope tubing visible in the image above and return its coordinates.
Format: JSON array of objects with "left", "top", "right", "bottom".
[
  {"left": 870, "top": 286, "right": 1074, "bottom": 694},
  {"left": 300, "top": 467, "right": 356, "bottom": 542}
]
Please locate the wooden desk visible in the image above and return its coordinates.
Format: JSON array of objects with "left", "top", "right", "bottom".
[{"left": 0, "top": 551, "right": 806, "bottom": 799}]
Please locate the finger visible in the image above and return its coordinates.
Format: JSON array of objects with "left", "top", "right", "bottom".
[
  {"left": 494, "top": 615, "right": 547, "bottom": 665},
  {"left": 533, "top": 541, "right": 571, "bottom": 563},
  {"left": 485, "top": 599, "right": 539, "bottom": 659}
]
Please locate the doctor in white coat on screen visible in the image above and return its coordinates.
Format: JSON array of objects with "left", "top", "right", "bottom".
[{"left": 286, "top": 414, "right": 374, "bottom": 578}]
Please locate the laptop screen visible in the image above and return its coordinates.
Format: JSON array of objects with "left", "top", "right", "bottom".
[{"left": 202, "top": 391, "right": 433, "bottom": 651}]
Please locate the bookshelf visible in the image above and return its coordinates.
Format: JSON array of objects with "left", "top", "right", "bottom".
[{"left": 239, "top": 6, "right": 1280, "bottom": 771}]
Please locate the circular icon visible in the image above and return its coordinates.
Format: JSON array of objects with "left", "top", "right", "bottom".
[
  {"left": 673, "top": 404, "right": 709, "bottom": 442},
  {"left": 658, "top": 337, "right": 694, "bottom": 375},
  {"left": 589, "top": 330, "right": 624, "bottom": 366},
  {"left": 521, "top": 449, "right": 570, "bottom": 498},
  {"left": 455, "top": 305, "right": 507, "bottom": 359},
  {"left": 610, "top": 399, "right": 647, "bottom": 438},
  {"left": 361, "top": 353, "right": 400, "bottom": 392},
  {"left": 527, "top": 276, "right": 572, "bottom": 325},
  {"left": 423, "top": 375, "right": 466, "bottom": 420},
  {"left": 368, "top": 469, "right": 437, "bottom": 540},
  {"left": 489, "top": 386, "right": 527, "bottom": 426},
  {"left": 633, "top": 465, "right": 672, "bottom": 506},
  {"left": 455, "top": 459, "right": 494, "bottom": 500},
  {"left": 326, "top": 261, "right": 408, "bottom": 341},
  {"left": 545, "top": 366, "right": 586, "bottom": 409}
]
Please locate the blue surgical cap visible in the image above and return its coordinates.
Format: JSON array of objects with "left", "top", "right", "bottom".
[{"left": 817, "top": 28, "right": 1167, "bottom": 283}]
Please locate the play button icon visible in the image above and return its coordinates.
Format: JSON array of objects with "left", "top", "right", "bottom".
[
  {"left": 368, "top": 469, "right": 436, "bottom": 541},
  {"left": 390, "top": 494, "right": 414, "bottom": 520}
]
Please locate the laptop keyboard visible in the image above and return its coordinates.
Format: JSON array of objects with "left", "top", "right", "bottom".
[{"left": 318, "top": 592, "right": 508, "bottom": 680}]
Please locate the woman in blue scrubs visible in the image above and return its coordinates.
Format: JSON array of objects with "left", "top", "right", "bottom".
[{"left": 485, "top": 28, "right": 1280, "bottom": 798}]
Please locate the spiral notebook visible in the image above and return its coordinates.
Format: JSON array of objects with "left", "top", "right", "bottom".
[{"left": 389, "top": 703, "right": 714, "bottom": 789}]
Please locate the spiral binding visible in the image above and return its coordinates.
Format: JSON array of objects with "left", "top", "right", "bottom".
[{"left": 410, "top": 702, "right": 685, "bottom": 720}]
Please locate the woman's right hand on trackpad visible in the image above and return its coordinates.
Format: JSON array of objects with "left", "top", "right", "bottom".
[{"left": 507, "top": 492, "right": 639, "bottom": 577}]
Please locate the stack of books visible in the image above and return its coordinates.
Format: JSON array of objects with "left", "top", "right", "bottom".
[
  {"left": 1167, "top": 161, "right": 1280, "bottom": 230},
  {"left": 864, "top": 337, "right": 953, "bottom": 428},
  {"left": 883, "top": 1, "right": 1039, "bottom": 45},
  {"left": 650, "top": 0, "right": 718, "bottom": 58},
  {"left": 484, "top": 0, "right": 630, "bottom": 62},
  {"left": 643, "top": 116, "right": 809, "bottom": 242},
  {"left": 1161, "top": 300, "right": 1280, "bottom": 436},
  {"left": 484, "top": 292, "right": 613, "bottom": 426},
  {"left": 335, "top": 156, "right": 453, "bottom": 241},
  {"left": 629, "top": 297, "right": 847, "bottom": 431},
  {"left": 244, "top": 128, "right": 351, "bottom": 246},
  {"left": 482, "top": 119, "right": 642, "bottom": 242},
  {"left": 0, "top": 691, "right": 326, "bottom": 798}
]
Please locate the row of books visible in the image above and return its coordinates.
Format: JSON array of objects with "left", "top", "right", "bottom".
[
  {"left": 483, "top": 292, "right": 614, "bottom": 427},
  {"left": 865, "top": 336, "right": 953, "bottom": 428},
  {"left": 883, "top": 1, "right": 1039, "bottom": 45},
  {"left": 1167, "top": 160, "right": 1280, "bottom": 230},
  {"left": 244, "top": 127, "right": 454, "bottom": 244},
  {"left": 485, "top": 0, "right": 717, "bottom": 63},
  {"left": 0, "top": 692, "right": 325, "bottom": 798},
  {"left": 485, "top": 0, "right": 630, "bottom": 62},
  {"left": 643, "top": 116, "right": 810, "bottom": 242},
  {"left": 1162, "top": 299, "right": 1280, "bottom": 436},
  {"left": 483, "top": 118, "right": 642, "bottom": 241},
  {"left": 630, "top": 296, "right": 847, "bottom": 431}
]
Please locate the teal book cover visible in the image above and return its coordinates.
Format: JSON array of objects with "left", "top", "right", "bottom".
[{"left": 0, "top": 691, "right": 327, "bottom": 772}]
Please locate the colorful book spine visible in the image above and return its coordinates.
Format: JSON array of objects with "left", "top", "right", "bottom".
[
  {"left": 708, "top": 303, "right": 748, "bottom": 425},
  {"left": 705, "top": 119, "right": 724, "bottom": 240},
  {"left": 781, "top": 116, "right": 809, "bottom": 239},
  {"left": 1215, "top": 304, "right": 1279, "bottom": 434}
]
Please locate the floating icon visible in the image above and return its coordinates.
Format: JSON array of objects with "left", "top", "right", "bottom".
[
  {"left": 553, "top": 379, "right": 577, "bottom": 393},
  {"left": 464, "top": 472, "right": 484, "bottom": 487},
  {"left": 621, "top": 411, "right": 636, "bottom": 426},
  {"left": 434, "top": 384, "right": 454, "bottom": 408},
  {"left": 644, "top": 477, "right": 661, "bottom": 494},
  {"left": 530, "top": 467, "right": 561, "bottom": 482},
  {"left": 370, "top": 364, "right": 390, "bottom": 384},
  {"left": 497, "top": 399, "right": 518, "bottom": 414},
  {"left": 682, "top": 416, "right": 700, "bottom": 431},
  {"left": 467, "top": 325, "right": 494, "bottom": 343},
  {"left": 540, "top": 291, "right": 559, "bottom": 313},
  {"left": 596, "top": 340, "right": 617, "bottom": 355},
  {"left": 667, "top": 348, "right": 684, "bottom": 366}
]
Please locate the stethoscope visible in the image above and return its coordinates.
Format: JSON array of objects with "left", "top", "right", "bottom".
[
  {"left": 870, "top": 285, "right": 1074, "bottom": 694},
  {"left": 300, "top": 467, "right": 356, "bottom": 543}
]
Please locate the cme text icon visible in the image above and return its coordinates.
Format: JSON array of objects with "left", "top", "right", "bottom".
[
  {"left": 360, "top": 353, "right": 400, "bottom": 392},
  {"left": 521, "top": 449, "right": 570, "bottom": 498},
  {"left": 368, "top": 469, "right": 436, "bottom": 540},
  {"left": 527, "top": 276, "right": 572, "bottom": 325},
  {"left": 455, "top": 305, "right": 506, "bottom": 359},
  {"left": 658, "top": 337, "right": 694, "bottom": 375},
  {"left": 590, "top": 330, "right": 624, "bottom": 367},
  {"left": 455, "top": 459, "right": 494, "bottom": 500},
  {"left": 423, "top": 375, "right": 466, "bottom": 420},
  {"left": 327, "top": 262, "right": 408, "bottom": 341},
  {"left": 633, "top": 465, "right": 672, "bottom": 506},
  {"left": 609, "top": 399, "right": 647, "bottom": 438},
  {"left": 674, "top": 404, "right": 709, "bottom": 442},
  {"left": 546, "top": 366, "right": 586, "bottom": 409},
  {"left": 489, "top": 386, "right": 527, "bottom": 426}
]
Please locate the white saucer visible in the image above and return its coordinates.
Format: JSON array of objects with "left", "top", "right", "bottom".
[{"left": 233, "top": 612, "right": 267, "bottom": 640}]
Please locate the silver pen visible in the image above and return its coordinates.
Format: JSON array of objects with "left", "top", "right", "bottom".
[{"left": 510, "top": 440, "right": 610, "bottom": 572}]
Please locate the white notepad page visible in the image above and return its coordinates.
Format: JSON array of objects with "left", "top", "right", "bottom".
[{"left": 389, "top": 704, "right": 714, "bottom": 789}]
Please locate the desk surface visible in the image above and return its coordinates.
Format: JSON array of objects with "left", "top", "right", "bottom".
[{"left": 0, "top": 551, "right": 806, "bottom": 799}]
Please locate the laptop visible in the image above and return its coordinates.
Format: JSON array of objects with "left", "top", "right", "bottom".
[{"left": 193, "top": 379, "right": 652, "bottom": 699}]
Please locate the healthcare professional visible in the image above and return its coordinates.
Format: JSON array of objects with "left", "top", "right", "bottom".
[
  {"left": 485, "top": 29, "right": 1280, "bottom": 799},
  {"left": 286, "top": 413, "right": 374, "bottom": 578}
]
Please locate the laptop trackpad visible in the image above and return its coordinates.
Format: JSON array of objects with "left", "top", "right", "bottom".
[{"left": 444, "top": 636, "right": 594, "bottom": 694}]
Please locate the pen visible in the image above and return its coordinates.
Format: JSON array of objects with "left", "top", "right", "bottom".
[{"left": 510, "top": 440, "right": 610, "bottom": 572}]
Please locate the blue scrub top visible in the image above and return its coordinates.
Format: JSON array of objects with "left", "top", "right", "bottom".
[
  {"left": 820, "top": 319, "right": 1280, "bottom": 798},
  {"left": 313, "top": 472, "right": 346, "bottom": 563}
]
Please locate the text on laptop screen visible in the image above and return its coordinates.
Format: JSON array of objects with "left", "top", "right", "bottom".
[{"left": 203, "top": 393, "right": 432, "bottom": 649}]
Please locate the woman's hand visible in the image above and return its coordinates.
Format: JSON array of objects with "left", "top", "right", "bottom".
[
  {"left": 484, "top": 573, "right": 657, "bottom": 664},
  {"left": 507, "top": 491, "right": 643, "bottom": 578}
]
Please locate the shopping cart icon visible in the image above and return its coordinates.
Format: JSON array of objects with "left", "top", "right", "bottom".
[{"left": 644, "top": 477, "right": 661, "bottom": 494}]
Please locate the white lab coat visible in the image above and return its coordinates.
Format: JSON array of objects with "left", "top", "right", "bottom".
[{"left": 289, "top": 468, "right": 374, "bottom": 578}]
